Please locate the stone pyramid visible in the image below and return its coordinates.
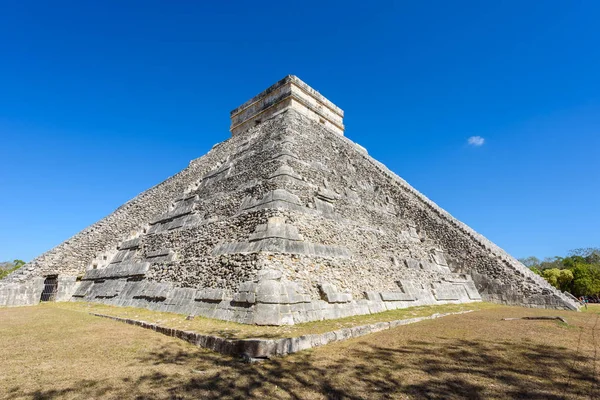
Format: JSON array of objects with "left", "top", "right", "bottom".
[{"left": 0, "top": 76, "right": 579, "bottom": 323}]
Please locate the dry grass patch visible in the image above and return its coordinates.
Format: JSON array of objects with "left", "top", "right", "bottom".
[
  {"left": 55, "top": 301, "right": 494, "bottom": 339},
  {"left": 0, "top": 303, "right": 598, "bottom": 399}
]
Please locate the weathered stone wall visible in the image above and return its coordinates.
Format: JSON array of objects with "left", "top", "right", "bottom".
[
  {"left": 106, "top": 113, "right": 452, "bottom": 299},
  {"left": 283, "top": 112, "right": 576, "bottom": 309},
  {"left": 0, "top": 278, "right": 44, "bottom": 307},
  {"left": 0, "top": 128, "right": 246, "bottom": 292},
  {"left": 82, "top": 110, "right": 575, "bottom": 321},
  {"left": 1, "top": 106, "right": 578, "bottom": 315}
]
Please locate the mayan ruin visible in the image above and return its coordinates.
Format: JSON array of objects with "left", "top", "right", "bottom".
[{"left": 0, "top": 76, "right": 580, "bottom": 324}]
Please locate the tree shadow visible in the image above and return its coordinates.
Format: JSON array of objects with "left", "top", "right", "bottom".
[{"left": 11, "top": 336, "right": 599, "bottom": 399}]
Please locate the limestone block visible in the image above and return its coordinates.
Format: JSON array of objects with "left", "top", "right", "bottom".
[
  {"left": 201, "top": 163, "right": 232, "bottom": 181},
  {"left": 345, "top": 188, "right": 360, "bottom": 202},
  {"left": 119, "top": 281, "right": 146, "bottom": 298},
  {"left": 328, "top": 293, "right": 352, "bottom": 303},
  {"left": 404, "top": 259, "right": 421, "bottom": 269},
  {"left": 109, "top": 250, "right": 128, "bottom": 265},
  {"left": 431, "top": 249, "right": 448, "bottom": 267},
  {"left": 147, "top": 214, "right": 201, "bottom": 234},
  {"left": 318, "top": 282, "right": 352, "bottom": 303},
  {"left": 270, "top": 149, "right": 300, "bottom": 161},
  {"left": 232, "top": 291, "right": 256, "bottom": 304},
  {"left": 255, "top": 280, "right": 288, "bottom": 304},
  {"left": 257, "top": 269, "right": 282, "bottom": 281},
  {"left": 212, "top": 238, "right": 351, "bottom": 259},
  {"left": 352, "top": 301, "right": 371, "bottom": 316},
  {"left": 55, "top": 276, "right": 79, "bottom": 302},
  {"left": 241, "top": 339, "right": 278, "bottom": 358},
  {"left": 167, "top": 218, "right": 185, "bottom": 231},
  {"left": 136, "top": 282, "right": 171, "bottom": 300},
  {"left": 83, "top": 262, "right": 150, "bottom": 280},
  {"left": 119, "top": 238, "right": 141, "bottom": 250},
  {"left": 314, "top": 198, "right": 335, "bottom": 215},
  {"left": 433, "top": 284, "right": 465, "bottom": 301},
  {"left": 72, "top": 280, "right": 93, "bottom": 298},
  {"left": 353, "top": 142, "right": 368, "bottom": 154},
  {"left": 248, "top": 217, "right": 303, "bottom": 241},
  {"left": 287, "top": 292, "right": 311, "bottom": 304},
  {"left": 383, "top": 203, "right": 396, "bottom": 215},
  {"left": 239, "top": 281, "right": 258, "bottom": 292},
  {"left": 145, "top": 249, "right": 175, "bottom": 263},
  {"left": 150, "top": 204, "right": 194, "bottom": 225},
  {"left": 146, "top": 249, "right": 172, "bottom": 258},
  {"left": 316, "top": 188, "right": 339, "bottom": 202},
  {"left": 195, "top": 288, "right": 229, "bottom": 302},
  {"left": 0, "top": 278, "right": 44, "bottom": 307},
  {"left": 319, "top": 282, "right": 336, "bottom": 298},
  {"left": 366, "top": 300, "right": 386, "bottom": 314},
  {"left": 380, "top": 292, "right": 415, "bottom": 302},
  {"left": 91, "top": 280, "right": 127, "bottom": 298},
  {"left": 173, "top": 193, "right": 198, "bottom": 203},
  {"left": 462, "top": 281, "right": 483, "bottom": 300},
  {"left": 365, "top": 291, "right": 382, "bottom": 301},
  {"left": 240, "top": 189, "right": 303, "bottom": 212},
  {"left": 408, "top": 227, "right": 419, "bottom": 239},
  {"left": 396, "top": 280, "right": 419, "bottom": 300},
  {"left": 269, "top": 165, "right": 303, "bottom": 182},
  {"left": 443, "top": 274, "right": 471, "bottom": 283},
  {"left": 253, "top": 303, "right": 294, "bottom": 326},
  {"left": 164, "top": 288, "right": 196, "bottom": 305},
  {"left": 420, "top": 261, "right": 437, "bottom": 271}
]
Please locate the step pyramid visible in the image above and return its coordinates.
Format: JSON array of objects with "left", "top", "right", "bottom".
[{"left": 0, "top": 76, "right": 579, "bottom": 323}]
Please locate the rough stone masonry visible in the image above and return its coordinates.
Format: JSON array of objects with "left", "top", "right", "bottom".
[{"left": 0, "top": 75, "right": 580, "bottom": 323}]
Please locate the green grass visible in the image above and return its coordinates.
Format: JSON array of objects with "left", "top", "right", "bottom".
[
  {"left": 55, "top": 300, "right": 495, "bottom": 339},
  {"left": 1, "top": 303, "right": 598, "bottom": 399}
]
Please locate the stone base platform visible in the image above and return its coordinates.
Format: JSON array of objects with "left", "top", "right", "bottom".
[
  {"left": 74, "top": 268, "right": 482, "bottom": 325},
  {"left": 90, "top": 309, "right": 476, "bottom": 361}
]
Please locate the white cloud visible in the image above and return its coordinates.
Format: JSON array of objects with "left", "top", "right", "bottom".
[{"left": 467, "top": 136, "right": 485, "bottom": 147}]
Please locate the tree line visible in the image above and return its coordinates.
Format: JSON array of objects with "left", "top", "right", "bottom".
[
  {"left": 519, "top": 248, "right": 600, "bottom": 298},
  {"left": 0, "top": 259, "right": 25, "bottom": 279}
]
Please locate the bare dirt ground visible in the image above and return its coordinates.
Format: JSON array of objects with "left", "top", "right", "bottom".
[{"left": 1, "top": 302, "right": 598, "bottom": 399}]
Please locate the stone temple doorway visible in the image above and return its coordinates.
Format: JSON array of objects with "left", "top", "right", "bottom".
[{"left": 40, "top": 275, "right": 58, "bottom": 302}]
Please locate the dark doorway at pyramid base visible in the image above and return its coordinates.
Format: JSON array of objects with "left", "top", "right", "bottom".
[{"left": 40, "top": 275, "right": 58, "bottom": 302}]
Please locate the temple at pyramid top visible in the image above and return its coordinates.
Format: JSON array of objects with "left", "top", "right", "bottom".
[{"left": 230, "top": 75, "right": 345, "bottom": 136}]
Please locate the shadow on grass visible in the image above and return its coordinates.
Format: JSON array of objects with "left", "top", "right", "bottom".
[{"left": 13, "top": 337, "right": 599, "bottom": 399}]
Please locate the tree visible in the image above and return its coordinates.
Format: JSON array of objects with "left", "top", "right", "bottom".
[
  {"left": 542, "top": 268, "right": 560, "bottom": 288},
  {"left": 0, "top": 260, "right": 26, "bottom": 280},
  {"left": 542, "top": 268, "right": 573, "bottom": 292},
  {"left": 540, "top": 256, "right": 563, "bottom": 270},
  {"left": 522, "top": 247, "right": 600, "bottom": 297},
  {"left": 557, "top": 269, "right": 574, "bottom": 291},
  {"left": 519, "top": 256, "right": 540, "bottom": 268},
  {"left": 529, "top": 266, "right": 542, "bottom": 276},
  {"left": 570, "top": 264, "right": 600, "bottom": 297}
]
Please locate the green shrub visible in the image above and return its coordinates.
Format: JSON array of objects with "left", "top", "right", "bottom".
[{"left": 0, "top": 259, "right": 25, "bottom": 280}]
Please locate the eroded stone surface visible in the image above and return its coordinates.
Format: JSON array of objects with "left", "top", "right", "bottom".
[{"left": 0, "top": 76, "right": 579, "bottom": 319}]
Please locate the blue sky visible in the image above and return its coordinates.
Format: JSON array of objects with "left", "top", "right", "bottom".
[{"left": 0, "top": 1, "right": 598, "bottom": 262}]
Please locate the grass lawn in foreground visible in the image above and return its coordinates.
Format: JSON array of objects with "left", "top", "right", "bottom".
[{"left": 0, "top": 303, "right": 598, "bottom": 399}]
